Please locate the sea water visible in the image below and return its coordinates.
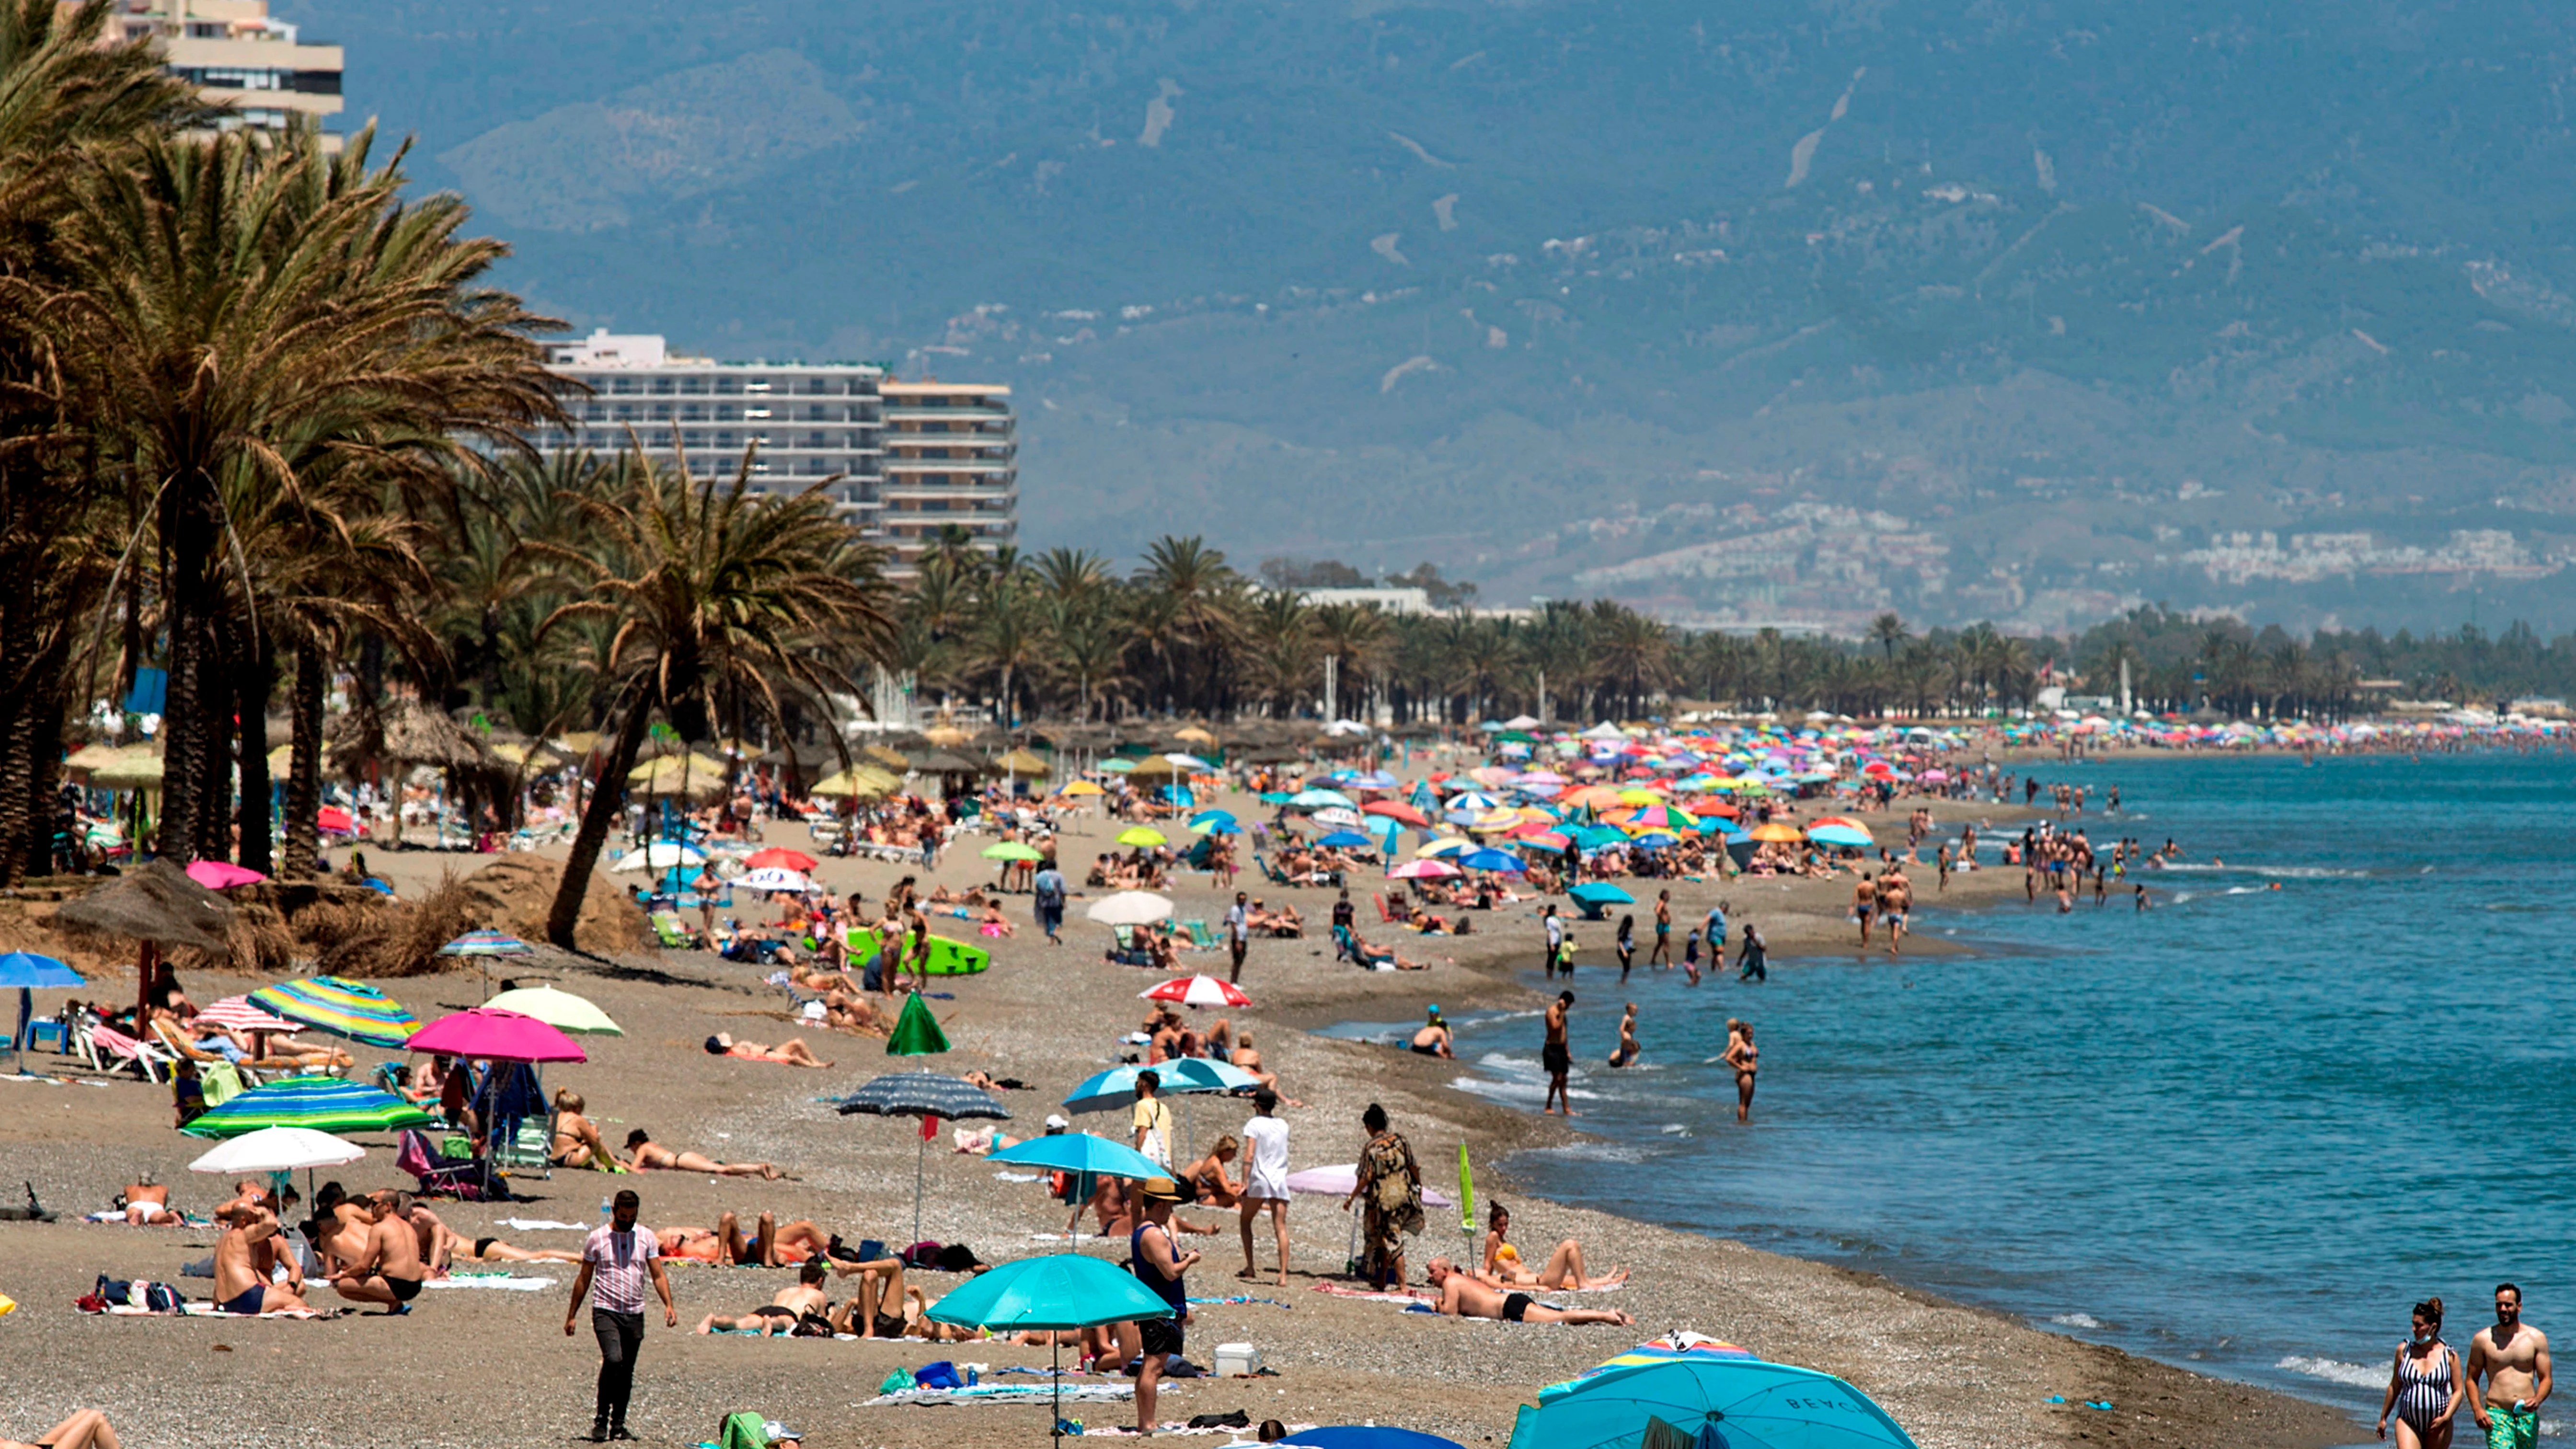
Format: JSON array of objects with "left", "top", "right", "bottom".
[{"left": 1425, "top": 750, "right": 2575, "bottom": 1437}]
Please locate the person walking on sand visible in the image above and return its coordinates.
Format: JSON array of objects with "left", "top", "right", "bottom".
[
  {"left": 1722, "top": 1019, "right": 1759, "bottom": 1123},
  {"left": 1542, "top": 904, "right": 1564, "bottom": 980},
  {"left": 2465, "top": 1284, "right": 2550, "bottom": 1449},
  {"left": 1649, "top": 889, "right": 1673, "bottom": 967},
  {"left": 1541, "top": 991, "right": 1576, "bottom": 1116},
  {"left": 1033, "top": 856, "right": 1066, "bottom": 946},
  {"left": 2378, "top": 1295, "right": 2463, "bottom": 1449},
  {"left": 1226, "top": 890, "right": 1252, "bottom": 985},
  {"left": 1237, "top": 1088, "right": 1291, "bottom": 1288},
  {"left": 1852, "top": 872, "right": 1875, "bottom": 947},
  {"left": 565, "top": 1189, "right": 676, "bottom": 1443},
  {"left": 1343, "top": 1103, "right": 1422, "bottom": 1291}
]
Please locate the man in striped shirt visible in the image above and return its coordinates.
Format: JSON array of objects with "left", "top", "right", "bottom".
[{"left": 564, "top": 1190, "right": 675, "bottom": 1442}]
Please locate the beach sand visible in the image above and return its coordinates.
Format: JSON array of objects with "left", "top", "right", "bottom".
[{"left": 0, "top": 791, "right": 2358, "bottom": 1449}]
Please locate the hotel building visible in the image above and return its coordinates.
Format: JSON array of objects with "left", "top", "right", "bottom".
[{"left": 114, "top": 0, "right": 344, "bottom": 145}]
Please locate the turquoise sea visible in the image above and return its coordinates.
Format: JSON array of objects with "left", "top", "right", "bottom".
[{"left": 1352, "top": 750, "right": 2576, "bottom": 1439}]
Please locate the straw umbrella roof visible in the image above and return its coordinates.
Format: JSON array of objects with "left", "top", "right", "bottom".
[
  {"left": 55, "top": 859, "right": 235, "bottom": 953},
  {"left": 992, "top": 748, "right": 1049, "bottom": 774},
  {"left": 920, "top": 725, "right": 979, "bottom": 748},
  {"left": 862, "top": 744, "right": 912, "bottom": 770},
  {"left": 334, "top": 697, "right": 496, "bottom": 774},
  {"left": 88, "top": 747, "right": 167, "bottom": 790},
  {"left": 811, "top": 764, "right": 902, "bottom": 799},
  {"left": 626, "top": 753, "right": 732, "bottom": 802}
]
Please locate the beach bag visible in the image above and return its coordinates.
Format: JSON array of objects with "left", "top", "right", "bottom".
[
  {"left": 91, "top": 1274, "right": 181, "bottom": 1313},
  {"left": 717, "top": 1411, "right": 769, "bottom": 1449},
  {"left": 792, "top": 1311, "right": 835, "bottom": 1338},
  {"left": 914, "top": 1360, "right": 964, "bottom": 1390}
]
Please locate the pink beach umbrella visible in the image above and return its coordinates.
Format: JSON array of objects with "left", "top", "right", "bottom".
[
  {"left": 1139, "top": 974, "right": 1252, "bottom": 1009},
  {"left": 185, "top": 860, "right": 266, "bottom": 890},
  {"left": 1387, "top": 859, "right": 1460, "bottom": 880},
  {"left": 404, "top": 1007, "right": 586, "bottom": 1063},
  {"left": 1283, "top": 1163, "right": 1455, "bottom": 1207},
  {"left": 197, "top": 994, "right": 297, "bottom": 1035}
]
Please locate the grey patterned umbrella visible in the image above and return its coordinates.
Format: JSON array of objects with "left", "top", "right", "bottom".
[{"left": 839, "top": 1072, "right": 1010, "bottom": 1243}]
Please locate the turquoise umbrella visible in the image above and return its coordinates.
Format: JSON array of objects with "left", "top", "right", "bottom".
[
  {"left": 987, "top": 1131, "right": 1165, "bottom": 1180},
  {"left": 1506, "top": 1356, "right": 1920, "bottom": 1449},
  {"left": 924, "top": 1253, "right": 1173, "bottom": 1442}
]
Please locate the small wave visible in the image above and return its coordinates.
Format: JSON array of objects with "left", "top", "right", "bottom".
[
  {"left": 1519, "top": 1140, "right": 1648, "bottom": 1162},
  {"left": 2047, "top": 1312, "right": 2104, "bottom": 1329},
  {"left": 1660, "top": 1123, "right": 1688, "bottom": 1135},
  {"left": 1450, "top": 1075, "right": 1600, "bottom": 1103},
  {"left": 2276, "top": 1355, "right": 2383, "bottom": 1389},
  {"left": 2222, "top": 886, "right": 2266, "bottom": 896}
]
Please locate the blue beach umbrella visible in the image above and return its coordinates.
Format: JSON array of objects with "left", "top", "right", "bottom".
[
  {"left": 1291, "top": 788, "right": 1356, "bottom": 809},
  {"left": 1459, "top": 849, "right": 1527, "bottom": 874},
  {"left": 1507, "top": 1356, "right": 1920, "bottom": 1449},
  {"left": 1283, "top": 1431, "right": 1466, "bottom": 1449},
  {"left": 1809, "top": 824, "right": 1872, "bottom": 849},
  {"left": 987, "top": 1130, "right": 1167, "bottom": 1180},
  {"left": 925, "top": 1253, "right": 1174, "bottom": 1441},
  {"left": 1063, "top": 1058, "right": 1253, "bottom": 1115},
  {"left": 1567, "top": 883, "right": 1634, "bottom": 906},
  {"left": 1315, "top": 830, "right": 1377, "bottom": 850},
  {"left": 0, "top": 951, "right": 81, "bottom": 1073}
]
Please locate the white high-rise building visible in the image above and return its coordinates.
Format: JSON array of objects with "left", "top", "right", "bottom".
[
  {"left": 535, "top": 330, "right": 1020, "bottom": 576},
  {"left": 115, "top": 0, "right": 345, "bottom": 148}
]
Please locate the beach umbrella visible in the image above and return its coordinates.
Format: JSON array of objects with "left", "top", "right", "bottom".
[
  {"left": 1290, "top": 788, "right": 1355, "bottom": 809},
  {"left": 1115, "top": 826, "right": 1168, "bottom": 848},
  {"left": 249, "top": 976, "right": 419, "bottom": 1048},
  {"left": 314, "top": 805, "right": 358, "bottom": 836},
  {"left": 744, "top": 847, "right": 820, "bottom": 872},
  {"left": 1061, "top": 1057, "right": 1253, "bottom": 1117},
  {"left": 1314, "top": 830, "right": 1376, "bottom": 850},
  {"left": 407, "top": 1008, "right": 586, "bottom": 1064},
  {"left": 1098, "top": 758, "right": 1136, "bottom": 773},
  {"left": 1567, "top": 883, "right": 1634, "bottom": 907},
  {"left": 924, "top": 1253, "right": 1176, "bottom": 1442},
  {"left": 989, "top": 1130, "right": 1168, "bottom": 1180},
  {"left": 184, "top": 860, "right": 266, "bottom": 890},
  {"left": 609, "top": 841, "right": 705, "bottom": 872},
  {"left": 1809, "top": 824, "right": 1872, "bottom": 849},
  {"left": 1388, "top": 859, "right": 1459, "bottom": 880},
  {"left": 1460, "top": 849, "right": 1526, "bottom": 874},
  {"left": 1139, "top": 974, "right": 1252, "bottom": 1008},
  {"left": 1416, "top": 838, "right": 1474, "bottom": 859},
  {"left": 886, "top": 991, "right": 953, "bottom": 1057},
  {"left": 1364, "top": 801, "right": 1430, "bottom": 827},
  {"left": 1059, "top": 781, "right": 1104, "bottom": 797},
  {"left": 1506, "top": 1354, "right": 1920, "bottom": 1449},
  {"left": 437, "top": 929, "right": 531, "bottom": 958},
  {"left": 1281, "top": 1430, "right": 1465, "bottom": 1449},
  {"left": 1282, "top": 1163, "right": 1454, "bottom": 1207},
  {"left": 1085, "top": 891, "right": 1174, "bottom": 926},
  {"left": 188, "top": 1125, "right": 365, "bottom": 1175},
  {"left": 1311, "top": 806, "right": 1364, "bottom": 829},
  {"left": 1186, "top": 810, "right": 1239, "bottom": 834},
  {"left": 0, "top": 951, "right": 81, "bottom": 1072},
  {"left": 481, "top": 985, "right": 621, "bottom": 1035},
  {"left": 736, "top": 866, "right": 816, "bottom": 894},
  {"left": 197, "top": 994, "right": 295, "bottom": 1035},
  {"left": 981, "top": 841, "right": 1045, "bottom": 862},
  {"left": 182, "top": 1074, "right": 435, "bottom": 1139},
  {"left": 1516, "top": 830, "right": 1573, "bottom": 851},
  {"left": 1443, "top": 791, "right": 1498, "bottom": 812},
  {"left": 838, "top": 1070, "right": 1009, "bottom": 1244},
  {"left": 1746, "top": 823, "right": 1805, "bottom": 844},
  {"left": 810, "top": 764, "right": 902, "bottom": 800}
]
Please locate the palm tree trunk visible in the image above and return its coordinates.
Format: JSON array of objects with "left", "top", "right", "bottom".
[
  {"left": 281, "top": 635, "right": 326, "bottom": 877},
  {"left": 235, "top": 632, "right": 276, "bottom": 875},
  {"left": 547, "top": 690, "right": 655, "bottom": 949},
  {"left": 21, "top": 664, "right": 65, "bottom": 882},
  {"left": 196, "top": 617, "right": 236, "bottom": 863}
]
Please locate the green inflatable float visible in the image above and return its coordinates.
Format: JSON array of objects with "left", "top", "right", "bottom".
[{"left": 844, "top": 929, "right": 990, "bottom": 977}]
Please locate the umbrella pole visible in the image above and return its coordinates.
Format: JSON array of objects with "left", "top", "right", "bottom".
[
  {"left": 914, "top": 1130, "right": 926, "bottom": 1247},
  {"left": 1052, "top": 1336, "right": 1063, "bottom": 1442}
]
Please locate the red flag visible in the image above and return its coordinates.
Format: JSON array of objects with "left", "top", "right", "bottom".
[{"left": 920, "top": 1114, "right": 941, "bottom": 1142}]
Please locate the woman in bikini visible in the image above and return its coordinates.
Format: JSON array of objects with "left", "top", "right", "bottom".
[
  {"left": 549, "top": 1090, "right": 609, "bottom": 1168},
  {"left": 1180, "top": 1136, "right": 1244, "bottom": 1209},
  {"left": 2377, "top": 1296, "right": 2462, "bottom": 1449},
  {"left": 623, "top": 1129, "right": 783, "bottom": 1179},
  {"left": 1722, "top": 1019, "right": 1759, "bottom": 1124}
]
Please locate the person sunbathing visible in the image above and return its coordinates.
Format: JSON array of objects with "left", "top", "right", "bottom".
[
  {"left": 1181, "top": 1137, "right": 1243, "bottom": 1209},
  {"left": 116, "top": 1182, "right": 175, "bottom": 1225},
  {"left": 978, "top": 903, "right": 1016, "bottom": 937},
  {"left": 550, "top": 1090, "right": 610, "bottom": 1168},
  {"left": 696, "top": 1261, "right": 832, "bottom": 1335},
  {"left": 211, "top": 1204, "right": 311, "bottom": 1316},
  {"left": 656, "top": 1211, "right": 826, "bottom": 1267},
  {"left": 1423, "top": 1259, "right": 1633, "bottom": 1326},
  {"left": 623, "top": 1128, "right": 783, "bottom": 1179},
  {"left": 871, "top": 1284, "right": 979, "bottom": 1343},
  {"left": 1348, "top": 929, "right": 1430, "bottom": 970},
  {"left": 1477, "top": 1205, "right": 1627, "bottom": 1290},
  {"left": 791, "top": 963, "right": 864, "bottom": 998},
  {"left": 2, "top": 1409, "right": 124, "bottom": 1449},
  {"left": 703, "top": 1032, "right": 831, "bottom": 1068}
]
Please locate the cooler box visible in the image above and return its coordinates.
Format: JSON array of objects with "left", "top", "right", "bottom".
[{"left": 1214, "top": 1343, "right": 1260, "bottom": 1376}]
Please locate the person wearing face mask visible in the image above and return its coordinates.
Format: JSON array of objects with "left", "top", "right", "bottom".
[
  {"left": 2378, "top": 1296, "right": 2461, "bottom": 1449},
  {"left": 2465, "top": 1284, "right": 2552, "bottom": 1449}
]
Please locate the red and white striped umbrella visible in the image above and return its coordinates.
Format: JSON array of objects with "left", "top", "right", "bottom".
[
  {"left": 1138, "top": 974, "right": 1252, "bottom": 1009},
  {"left": 198, "top": 995, "right": 297, "bottom": 1034}
]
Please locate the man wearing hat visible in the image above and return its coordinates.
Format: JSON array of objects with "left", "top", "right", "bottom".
[{"left": 1122, "top": 1176, "right": 1199, "bottom": 1435}]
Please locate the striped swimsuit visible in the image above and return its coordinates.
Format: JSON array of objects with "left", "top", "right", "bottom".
[{"left": 2393, "top": 1339, "right": 2452, "bottom": 1435}]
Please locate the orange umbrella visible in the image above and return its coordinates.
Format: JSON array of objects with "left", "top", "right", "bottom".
[{"left": 1747, "top": 823, "right": 1806, "bottom": 843}]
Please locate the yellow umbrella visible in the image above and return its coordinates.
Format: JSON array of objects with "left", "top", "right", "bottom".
[
  {"left": 1615, "top": 788, "right": 1663, "bottom": 806},
  {"left": 557, "top": 730, "right": 602, "bottom": 756},
  {"left": 63, "top": 742, "right": 124, "bottom": 774},
  {"left": 1172, "top": 726, "right": 1218, "bottom": 745},
  {"left": 1059, "top": 781, "right": 1104, "bottom": 797},
  {"left": 1748, "top": 822, "right": 1805, "bottom": 843},
  {"left": 1416, "top": 837, "right": 1473, "bottom": 858},
  {"left": 1116, "top": 826, "right": 1168, "bottom": 848}
]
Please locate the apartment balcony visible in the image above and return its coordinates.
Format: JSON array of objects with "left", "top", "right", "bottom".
[
  {"left": 881, "top": 406, "right": 1012, "bottom": 424},
  {"left": 883, "top": 457, "right": 1013, "bottom": 474}
]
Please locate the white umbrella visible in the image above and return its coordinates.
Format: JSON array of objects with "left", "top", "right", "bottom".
[
  {"left": 1085, "top": 890, "right": 1174, "bottom": 926},
  {"left": 1310, "top": 806, "right": 1362, "bottom": 828},
  {"left": 735, "top": 866, "right": 816, "bottom": 894},
  {"left": 609, "top": 842, "right": 706, "bottom": 873},
  {"left": 188, "top": 1126, "right": 367, "bottom": 1176},
  {"left": 1163, "top": 753, "right": 1214, "bottom": 770}
]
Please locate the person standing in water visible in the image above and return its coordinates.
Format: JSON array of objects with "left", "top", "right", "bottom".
[
  {"left": 2465, "top": 1283, "right": 2550, "bottom": 1449},
  {"left": 1615, "top": 914, "right": 1635, "bottom": 983},
  {"left": 1541, "top": 991, "right": 1575, "bottom": 1116},
  {"left": 1736, "top": 922, "right": 1768, "bottom": 982},
  {"left": 1606, "top": 1002, "right": 1640, "bottom": 1068},
  {"left": 1648, "top": 890, "right": 1673, "bottom": 967},
  {"left": 1721, "top": 1019, "right": 1758, "bottom": 1123}
]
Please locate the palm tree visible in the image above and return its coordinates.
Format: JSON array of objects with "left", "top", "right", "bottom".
[
  {"left": 1241, "top": 589, "right": 1317, "bottom": 714},
  {"left": 1042, "top": 592, "right": 1129, "bottom": 724},
  {"left": 1869, "top": 612, "right": 1910, "bottom": 662},
  {"left": 533, "top": 448, "right": 893, "bottom": 946},
  {"left": 972, "top": 566, "right": 1046, "bottom": 733},
  {"left": 60, "top": 122, "right": 559, "bottom": 861}
]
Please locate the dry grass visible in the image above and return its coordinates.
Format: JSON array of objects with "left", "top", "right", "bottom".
[
  {"left": 174, "top": 899, "right": 301, "bottom": 978},
  {"left": 316, "top": 870, "right": 479, "bottom": 978}
]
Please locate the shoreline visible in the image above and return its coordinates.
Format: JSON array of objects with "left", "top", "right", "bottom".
[{"left": 0, "top": 792, "right": 2363, "bottom": 1449}]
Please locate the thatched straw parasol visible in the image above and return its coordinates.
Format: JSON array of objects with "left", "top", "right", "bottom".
[
  {"left": 56, "top": 859, "right": 235, "bottom": 954},
  {"left": 627, "top": 753, "right": 732, "bottom": 803}
]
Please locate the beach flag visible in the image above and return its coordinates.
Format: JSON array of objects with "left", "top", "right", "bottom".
[
  {"left": 1457, "top": 1143, "right": 1477, "bottom": 1260},
  {"left": 886, "top": 991, "right": 950, "bottom": 1057}
]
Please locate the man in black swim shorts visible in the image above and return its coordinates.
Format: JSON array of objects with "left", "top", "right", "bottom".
[
  {"left": 330, "top": 1193, "right": 426, "bottom": 1315},
  {"left": 1541, "top": 991, "right": 1576, "bottom": 1116},
  {"left": 1503, "top": 1292, "right": 1532, "bottom": 1322}
]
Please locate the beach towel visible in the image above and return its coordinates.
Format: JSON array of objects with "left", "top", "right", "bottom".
[
  {"left": 866, "top": 1384, "right": 1139, "bottom": 1408},
  {"left": 499, "top": 1218, "right": 588, "bottom": 1230},
  {"left": 425, "top": 1273, "right": 555, "bottom": 1291},
  {"left": 1308, "top": 1282, "right": 1433, "bottom": 1305}
]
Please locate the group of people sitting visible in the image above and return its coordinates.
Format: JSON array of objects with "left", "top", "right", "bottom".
[{"left": 1087, "top": 849, "right": 1170, "bottom": 891}]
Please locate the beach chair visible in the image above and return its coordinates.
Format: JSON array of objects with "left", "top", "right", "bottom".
[
  {"left": 1330, "top": 923, "right": 1358, "bottom": 965},
  {"left": 649, "top": 911, "right": 699, "bottom": 949},
  {"left": 1254, "top": 853, "right": 1293, "bottom": 886},
  {"left": 492, "top": 1118, "right": 553, "bottom": 1178},
  {"left": 78, "top": 1019, "right": 172, "bottom": 1083},
  {"left": 1180, "top": 920, "right": 1219, "bottom": 950},
  {"left": 1373, "top": 893, "right": 1398, "bottom": 923},
  {"left": 397, "top": 1128, "right": 499, "bottom": 1201}
]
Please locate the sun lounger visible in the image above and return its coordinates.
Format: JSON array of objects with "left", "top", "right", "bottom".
[
  {"left": 78, "top": 1019, "right": 173, "bottom": 1084},
  {"left": 398, "top": 1128, "right": 501, "bottom": 1201},
  {"left": 1179, "top": 920, "right": 1219, "bottom": 950},
  {"left": 1373, "top": 893, "right": 1397, "bottom": 923}
]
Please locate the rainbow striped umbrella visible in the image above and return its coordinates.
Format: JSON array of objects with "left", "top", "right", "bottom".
[
  {"left": 248, "top": 976, "right": 420, "bottom": 1048},
  {"left": 436, "top": 929, "right": 532, "bottom": 958},
  {"left": 181, "top": 1073, "right": 437, "bottom": 1139}
]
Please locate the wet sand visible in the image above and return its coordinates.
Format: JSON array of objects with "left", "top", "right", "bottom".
[{"left": 0, "top": 790, "right": 2358, "bottom": 1449}]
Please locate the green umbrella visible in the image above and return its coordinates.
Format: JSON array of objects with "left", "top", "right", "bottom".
[
  {"left": 885, "top": 991, "right": 951, "bottom": 1056},
  {"left": 981, "top": 841, "right": 1045, "bottom": 862},
  {"left": 181, "top": 1074, "right": 437, "bottom": 1140},
  {"left": 925, "top": 1253, "right": 1175, "bottom": 1441}
]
